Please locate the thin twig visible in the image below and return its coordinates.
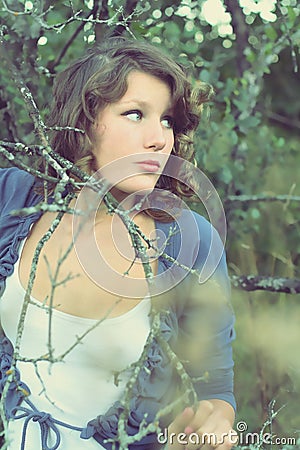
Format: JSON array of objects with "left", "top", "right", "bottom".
[{"left": 225, "top": 194, "right": 300, "bottom": 204}]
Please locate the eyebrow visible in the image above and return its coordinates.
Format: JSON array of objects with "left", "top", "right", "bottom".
[
  {"left": 119, "top": 99, "right": 151, "bottom": 107},
  {"left": 119, "top": 99, "right": 174, "bottom": 113}
]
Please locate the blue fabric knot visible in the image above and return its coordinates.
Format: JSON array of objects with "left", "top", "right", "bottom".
[
  {"left": 159, "top": 310, "right": 178, "bottom": 343},
  {"left": 0, "top": 335, "right": 14, "bottom": 370},
  {"left": 84, "top": 402, "right": 124, "bottom": 441},
  {"left": 0, "top": 334, "right": 32, "bottom": 418},
  {"left": 32, "top": 411, "right": 52, "bottom": 423},
  {"left": 83, "top": 400, "right": 160, "bottom": 448},
  {"left": 145, "top": 346, "right": 163, "bottom": 371},
  {"left": 10, "top": 398, "right": 84, "bottom": 450},
  {"left": 12, "top": 401, "right": 61, "bottom": 450},
  {"left": 0, "top": 353, "right": 12, "bottom": 375},
  {"left": 80, "top": 423, "right": 96, "bottom": 440}
]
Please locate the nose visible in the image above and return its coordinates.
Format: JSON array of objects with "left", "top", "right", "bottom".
[{"left": 144, "top": 121, "right": 167, "bottom": 151}]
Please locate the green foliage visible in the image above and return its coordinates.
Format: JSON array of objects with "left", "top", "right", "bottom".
[{"left": 0, "top": 0, "right": 299, "bottom": 446}]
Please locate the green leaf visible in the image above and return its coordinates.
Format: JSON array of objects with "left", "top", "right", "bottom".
[
  {"left": 30, "top": 21, "right": 42, "bottom": 39},
  {"left": 230, "top": 130, "right": 238, "bottom": 145},
  {"left": 163, "top": 21, "right": 181, "bottom": 38},
  {"left": 265, "top": 26, "right": 278, "bottom": 41},
  {"left": 251, "top": 208, "right": 260, "bottom": 220},
  {"left": 287, "top": 6, "right": 296, "bottom": 25},
  {"left": 199, "top": 69, "right": 210, "bottom": 83},
  {"left": 220, "top": 166, "right": 232, "bottom": 184},
  {"left": 238, "top": 116, "right": 260, "bottom": 133},
  {"left": 14, "top": 97, "right": 25, "bottom": 106},
  {"left": 277, "top": 137, "right": 286, "bottom": 148}
]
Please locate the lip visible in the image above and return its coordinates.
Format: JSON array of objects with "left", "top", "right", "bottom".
[{"left": 135, "top": 160, "right": 161, "bottom": 173}]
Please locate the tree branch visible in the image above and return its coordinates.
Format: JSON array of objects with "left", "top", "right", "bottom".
[
  {"left": 225, "top": 194, "right": 300, "bottom": 204},
  {"left": 94, "top": 0, "right": 109, "bottom": 42},
  {"left": 267, "top": 111, "right": 300, "bottom": 131},
  {"left": 231, "top": 275, "right": 300, "bottom": 294},
  {"left": 47, "top": 1, "right": 105, "bottom": 72},
  {"left": 111, "top": 0, "right": 140, "bottom": 37},
  {"left": 223, "top": 0, "right": 251, "bottom": 76}
]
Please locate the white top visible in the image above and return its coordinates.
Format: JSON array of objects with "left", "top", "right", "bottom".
[{"left": 0, "top": 239, "right": 151, "bottom": 450}]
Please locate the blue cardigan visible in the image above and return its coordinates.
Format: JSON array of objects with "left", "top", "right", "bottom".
[{"left": 0, "top": 167, "right": 235, "bottom": 449}]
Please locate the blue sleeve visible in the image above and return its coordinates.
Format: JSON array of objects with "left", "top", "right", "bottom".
[
  {"left": 0, "top": 168, "right": 40, "bottom": 296},
  {"left": 0, "top": 167, "right": 36, "bottom": 216},
  {"left": 175, "top": 212, "right": 236, "bottom": 410}
]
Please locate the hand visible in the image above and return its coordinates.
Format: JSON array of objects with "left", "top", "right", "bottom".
[{"left": 166, "top": 400, "right": 238, "bottom": 449}]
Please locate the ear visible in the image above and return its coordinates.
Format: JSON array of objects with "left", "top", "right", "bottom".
[
  {"left": 88, "top": 122, "right": 106, "bottom": 152},
  {"left": 91, "top": 121, "right": 106, "bottom": 136}
]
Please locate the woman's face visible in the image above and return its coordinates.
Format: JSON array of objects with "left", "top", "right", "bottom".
[{"left": 90, "top": 70, "right": 175, "bottom": 201}]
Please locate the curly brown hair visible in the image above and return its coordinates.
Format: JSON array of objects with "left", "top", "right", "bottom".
[{"left": 46, "top": 37, "right": 213, "bottom": 218}]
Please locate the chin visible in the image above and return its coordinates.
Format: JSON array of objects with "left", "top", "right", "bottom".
[
  {"left": 110, "top": 187, "right": 154, "bottom": 205},
  {"left": 112, "top": 177, "right": 158, "bottom": 199}
]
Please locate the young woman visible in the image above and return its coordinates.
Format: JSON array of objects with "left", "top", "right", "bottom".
[{"left": 0, "top": 37, "right": 236, "bottom": 449}]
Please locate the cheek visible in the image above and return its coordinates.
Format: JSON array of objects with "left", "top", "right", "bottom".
[{"left": 167, "top": 133, "right": 175, "bottom": 152}]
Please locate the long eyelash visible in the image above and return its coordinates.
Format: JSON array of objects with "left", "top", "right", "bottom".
[{"left": 122, "top": 110, "right": 142, "bottom": 116}]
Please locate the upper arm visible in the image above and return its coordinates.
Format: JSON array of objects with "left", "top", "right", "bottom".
[
  {"left": 0, "top": 167, "right": 36, "bottom": 216},
  {"left": 174, "top": 212, "right": 236, "bottom": 409},
  {"left": 176, "top": 274, "right": 236, "bottom": 410},
  {"left": 0, "top": 168, "right": 38, "bottom": 295}
]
